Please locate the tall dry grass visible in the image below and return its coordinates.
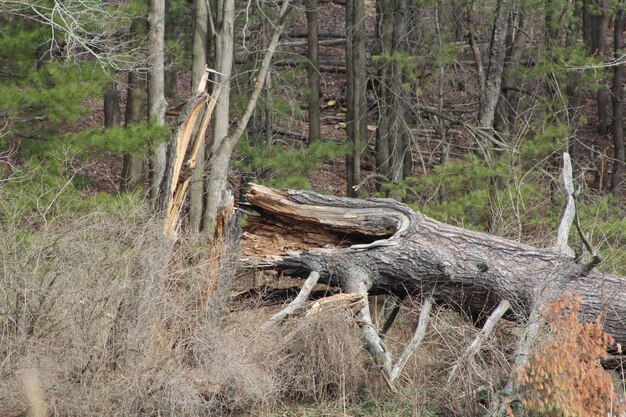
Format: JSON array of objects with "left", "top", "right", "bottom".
[{"left": 0, "top": 184, "right": 521, "bottom": 416}]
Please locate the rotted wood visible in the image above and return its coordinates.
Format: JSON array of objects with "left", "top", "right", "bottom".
[{"left": 242, "top": 183, "right": 626, "bottom": 345}]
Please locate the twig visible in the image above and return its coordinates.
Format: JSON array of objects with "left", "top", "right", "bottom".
[
  {"left": 389, "top": 297, "right": 433, "bottom": 382},
  {"left": 448, "top": 299, "right": 510, "bottom": 383},
  {"left": 261, "top": 271, "right": 320, "bottom": 331}
]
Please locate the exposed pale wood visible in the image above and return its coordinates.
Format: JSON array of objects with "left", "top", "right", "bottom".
[
  {"left": 553, "top": 153, "right": 575, "bottom": 257},
  {"left": 161, "top": 73, "right": 221, "bottom": 236},
  {"left": 305, "top": 292, "right": 367, "bottom": 317}
]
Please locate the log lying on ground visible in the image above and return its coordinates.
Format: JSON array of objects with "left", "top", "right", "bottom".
[{"left": 242, "top": 183, "right": 626, "bottom": 345}]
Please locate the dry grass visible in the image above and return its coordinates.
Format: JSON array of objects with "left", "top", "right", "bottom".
[
  {"left": 0, "top": 197, "right": 513, "bottom": 416},
  {"left": 2, "top": 192, "right": 589, "bottom": 417}
]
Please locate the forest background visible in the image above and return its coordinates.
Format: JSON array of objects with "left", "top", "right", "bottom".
[{"left": 1, "top": 0, "right": 626, "bottom": 415}]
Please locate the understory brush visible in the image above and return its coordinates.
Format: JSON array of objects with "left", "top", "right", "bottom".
[{"left": 0, "top": 188, "right": 513, "bottom": 416}]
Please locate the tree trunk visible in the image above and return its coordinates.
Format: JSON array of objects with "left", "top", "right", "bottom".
[
  {"left": 120, "top": 17, "right": 147, "bottom": 193},
  {"left": 345, "top": 0, "right": 366, "bottom": 196},
  {"left": 375, "top": 0, "right": 393, "bottom": 187},
  {"left": 104, "top": 80, "right": 121, "bottom": 128},
  {"left": 585, "top": 0, "right": 609, "bottom": 135},
  {"left": 202, "top": 0, "right": 234, "bottom": 233},
  {"left": 345, "top": 0, "right": 355, "bottom": 195},
  {"left": 148, "top": 0, "right": 168, "bottom": 205},
  {"left": 611, "top": 7, "right": 625, "bottom": 195},
  {"left": 242, "top": 184, "right": 626, "bottom": 345},
  {"left": 387, "top": 0, "right": 411, "bottom": 188},
  {"left": 306, "top": 0, "right": 321, "bottom": 145},
  {"left": 202, "top": 0, "right": 291, "bottom": 233},
  {"left": 494, "top": 5, "right": 528, "bottom": 133},
  {"left": 120, "top": 71, "right": 147, "bottom": 192},
  {"left": 189, "top": 0, "right": 210, "bottom": 232},
  {"left": 477, "top": 0, "right": 510, "bottom": 129}
]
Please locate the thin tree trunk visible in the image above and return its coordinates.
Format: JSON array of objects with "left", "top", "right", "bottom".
[
  {"left": 495, "top": 5, "right": 528, "bottom": 133},
  {"left": 306, "top": 0, "right": 321, "bottom": 145},
  {"left": 585, "top": 0, "right": 609, "bottom": 134},
  {"left": 611, "top": 7, "right": 625, "bottom": 194},
  {"left": 566, "top": 1, "right": 583, "bottom": 168},
  {"left": 164, "top": 0, "right": 178, "bottom": 101},
  {"left": 387, "top": 0, "right": 411, "bottom": 189},
  {"left": 263, "top": 13, "right": 274, "bottom": 146},
  {"left": 477, "top": 0, "right": 510, "bottom": 129},
  {"left": 202, "top": 0, "right": 291, "bottom": 233},
  {"left": 148, "top": 0, "right": 168, "bottom": 205},
  {"left": 120, "top": 71, "right": 147, "bottom": 192},
  {"left": 375, "top": 0, "right": 393, "bottom": 185},
  {"left": 202, "top": 0, "right": 234, "bottom": 233},
  {"left": 346, "top": 0, "right": 366, "bottom": 196},
  {"left": 104, "top": 80, "right": 121, "bottom": 128},
  {"left": 345, "top": 0, "right": 355, "bottom": 195},
  {"left": 189, "top": 0, "right": 210, "bottom": 232}
]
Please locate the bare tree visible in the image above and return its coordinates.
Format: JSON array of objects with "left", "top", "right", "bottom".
[
  {"left": 148, "top": 0, "right": 168, "bottom": 204},
  {"left": 584, "top": 0, "right": 609, "bottom": 135},
  {"left": 201, "top": 0, "right": 292, "bottom": 233},
  {"left": 2, "top": 0, "right": 149, "bottom": 71},
  {"left": 611, "top": 6, "right": 625, "bottom": 194},
  {"left": 189, "top": 0, "right": 211, "bottom": 231},
  {"left": 477, "top": 0, "right": 511, "bottom": 129},
  {"left": 306, "top": 0, "right": 321, "bottom": 144},
  {"left": 346, "top": 0, "right": 366, "bottom": 196}
]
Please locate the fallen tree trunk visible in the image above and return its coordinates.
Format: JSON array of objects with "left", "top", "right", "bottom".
[{"left": 242, "top": 184, "right": 626, "bottom": 345}]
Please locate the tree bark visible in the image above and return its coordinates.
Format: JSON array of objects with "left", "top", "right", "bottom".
[
  {"left": 148, "top": 0, "right": 168, "bottom": 205},
  {"left": 477, "top": 0, "right": 510, "bottom": 129},
  {"left": 306, "top": 0, "right": 321, "bottom": 145},
  {"left": 375, "top": 0, "right": 393, "bottom": 187},
  {"left": 202, "top": 0, "right": 291, "bottom": 233},
  {"left": 345, "top": 0, "right": 366, "bottom": 196},
  {"left": 104, "top": 80, "right": 121, "bottom": 128},
  {"left": 120, "top": 71, "right": 147, "bottom": 192},
  {"left": 189, "top": 0, "right": 210, "bottom": 232},
  {"left": 585, "top": 0, "right": 610, "bottom": 135},
  {"left": 242, "top": 184, "right": 626, "bottom": 345},
  {"left": 387, "top": 0, "right": 411, "bottom": 188},
  {"left": 611, "top": 7, "right": 625, "bottom": 195}
]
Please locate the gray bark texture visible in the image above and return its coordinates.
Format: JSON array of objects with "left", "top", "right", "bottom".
[
  {"left": 477, "top": 0, "right": 510, "bottom": 129},
  {"left": 345, "top": 0, "right": 366, "bottom": 196},
  {"left": 611, "top": 7, "right": 625, "bottom": 195},
  {"left": 148, "top": 0, "right": 168, "bottom": 204},
  {"left": 189, "top": 0, "right": 210, "bottom": 232},
  {"left": 306, "top": 0, "right": 321, "bottom": 145},
  {"left": 374, "top": 0, "right": 393, "bottom": 184},
  {"left": 202, "top": 0, "right": 291, "bottom": 233},
  {"left": 243, "top": 184, "right": 626, "bottom": 345}
]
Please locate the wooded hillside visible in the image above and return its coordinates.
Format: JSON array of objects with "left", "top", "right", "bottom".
[{"left": 1, "top": 0, "right": 626, "bottom": 415}]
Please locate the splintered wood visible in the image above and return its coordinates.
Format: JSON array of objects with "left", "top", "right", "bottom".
[
  {"left": 241, "top": 183, "right": 405, "bottom": 263},
  {"left": 163, "top": 68, "right": 221, "bottom": 236}
]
